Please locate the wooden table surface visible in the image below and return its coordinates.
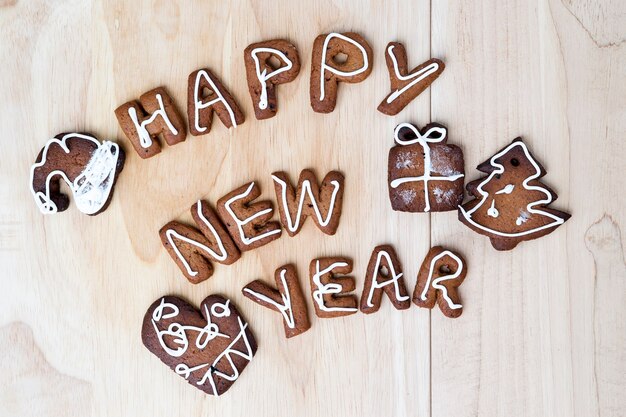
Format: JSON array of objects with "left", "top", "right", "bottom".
[{"left": 1, "top": 1, "right": 625, "bottom": 416}]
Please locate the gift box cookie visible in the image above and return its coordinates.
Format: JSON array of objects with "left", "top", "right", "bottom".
[{"left": 388, "top": 123, "right": 464, "bottom": 212}]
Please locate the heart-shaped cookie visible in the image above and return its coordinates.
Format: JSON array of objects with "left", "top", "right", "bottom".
[{"left": 142, "top": 295, "right": 257, "bottom": 396}]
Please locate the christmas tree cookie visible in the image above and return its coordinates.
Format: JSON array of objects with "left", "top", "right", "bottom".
[{"left": 458, "top": 138, "right": 570, "bottom": 250}]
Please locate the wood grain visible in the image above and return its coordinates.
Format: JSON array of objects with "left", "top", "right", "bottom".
[{"left": 0, "top": 1, "right": 624, "bottom": 416}]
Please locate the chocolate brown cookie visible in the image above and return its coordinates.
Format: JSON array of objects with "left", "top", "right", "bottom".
[
  {"left": 309, "top": 257, "right": 358, "bottom": 318},
  {"left": 187, "top": 68, "right": 245, "bottom": 136},
  {"left": 378, "top": 42, "right": 445, "bottom": 116},
  {"left": 159, "top": 200, "right": 241, "bottom": 284},
  {"left": 271, "top": 169, "right": 344, "bottom": 237},
  {"left": 244, "top": 39, "right": 301, "bottom": 120},
  {"left": 360, "top": 245, "right": 411, "bottom": 314},
  {"left": 458, "top": 138, "right": 571, "bottom": 250},
  {"left": 115, "top": 87, "right": 186, "bottom": 159},
  {"left": 388, "top": 122, "right": 465, "bottom": 212},
  {"left": 142, "top": 295, "right": 257, "bottom": 396},
  {"left": 243, "top": 264, "right": 310, "bottom": 338},
  {"left": 216, "top": 181, "right": 282, "bottom": 252},
  {"left": 310, "top": 32, "right": 373, "bottom": 113},
  {"left": 413, "top": 246, "right": 467, "bottom": 318},
  {"left": 29, "top": 132, "right": 125, "bottom": 215}
]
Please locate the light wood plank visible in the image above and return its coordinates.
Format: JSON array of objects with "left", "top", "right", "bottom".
[{"left": 430, "top": 1, "right": 626, "bottom": 416}]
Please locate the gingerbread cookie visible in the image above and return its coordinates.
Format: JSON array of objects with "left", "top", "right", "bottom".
[
  {"left": 29, "top": 132, "right": 125, "bottom": 215},
  {"left": 378, "top": 42, "right": 445, "bottom": 115},
  {"left": 310, "top": 32, "right": 373, "bottom": 113},
  {"left": 413, "top": 246, "right": 466, "bottom": 318},
  {"left": 142, "top": 295, "right": 257, "bottom": 396},
  {"left": 159, "top": 200, "right": 241, "bottom": 284},
  {"left": 309, "top": 257, "right": 358, "bottom": 318},
  {"left": 216, "top": 182, "right": 282, "bottom": 251},
  {"left": 115, "top": 87, "right": 186, "bottom": 159},
  {"left": 388, "top": 123, "right": 465, "bottom": 212},
  {"left": 244, "top": 40, "right": 301, "bottom": 120},
  {"left": 360, "top": 245, "right": 411, "bottom": 314},
  {"left": 188, "top": 68, "right": 245, "bottom": 136},
  {"left": 243, "top": 264, "right": 310, "bottom": 338},
  {"left": 271, "top": 169, "right": 344, "bottom": 237},
  {"left": 458, "top": 138, "right": 571, "bottom": 250}
]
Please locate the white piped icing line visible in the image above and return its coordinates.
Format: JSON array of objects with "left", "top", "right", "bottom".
[
  {"left": 243, "top": 268, "right": 295, "bottom": 329},
  {"left": 365, "top": 250, "right": 409, "bottom": 307},
  {"left": 151, "top": 298, "right": 230, "bottom": 358},
  {"left": 196, "top": 315, "right": 253, "bottom": 396},
  {"left": 389, "top": 124, "right": 464, "bottom": 212},
  {"left": 487, "top": 200, "right": 499, "bottom": 218},
  {"left": 127, "top": 93, "right": 178, "bottom": 148},
  {"left": 496, "top": 184, "right": 515, "bottom": 194},
  {"left": 271, "top": 175, "right": 341, "bottom": 233},
  {"left": 250, "top": 48, "right": 294, "bottom": 110},
  {"left": 29, "top": 133, "right": 120, "bottom": 215},
  {"left": 223, "top": 182, "right": 281, "bottom": 246},
  {"left": 311, "top": 260, "right": 357, "bottom": 313},
  {"left": 151, "top": 298, "right": 253, "bottom": 396},
  {"left": 385, "top": 44, "right": 440, "bottom": 103},
  {"left": 420, "top": 251, "right": 463, "bottom": 310},
  {"left": 165, "top": 200, "right": 228, "bottom": 277},
  {"left": 319, "top": 33, "right": 369, "bottom": 101},
  {"left": 193, "top": 70, "right": 238, "bottom": 130},
  {"left": 458, "top": 141, "right": 566, "bottom": 237}
]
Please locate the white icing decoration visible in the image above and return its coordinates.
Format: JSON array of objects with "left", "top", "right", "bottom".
[
  {"left": 433, "top": 187, "right": 456, "bottom": 204},
  {"left": 175, "top": 363, "right": 210, "bottom": 380},
  {"left": 165, "top": 200, "right": 228, "bottom": 277},
  {"left": 487, "top": 200, "right": 499, "bottom": 218},
  {"left": 151, "top": 298, "right": 229, "bottom": 358},
  {"left": 151, "top": 298, "right": 253, "bottom": 396},
  {"left": 193, "top": 70, "right": 238, "bottom": 131},
  {"left": 319, "top": 33, "right": 369, "bottom": 101},
  {"left": 29, "top": 133, "right": 120, "bottom": 215},
  {"left": 399, "top": 189, "right": 417, "bottom": 205},
  {"left": 459, "top": 141, "right": 566, "bottom": 237},
  {"left": 389, "top": 124, "right": 465, "bottom": 212},
  {"left": 430, "top": 146, "right": 463, "bottom": 177},
  {"left": 243, "top": 268, "right": 295, "bottom": 329},
  {"left": 420, "top": 251, "right": 463, "bottom": 310},
  {"left": 516, "top": 210, "right": 531, "bottom": 226},
  {"left": 496, "top": 184, "right": 515, "bottom": 194},
  {"left": 364, "top": 250, "right": 410, "bottom": 308},
  {"left": 395, "top": 151, "right": 416, "bottom": 169},
  {"left": 311, "top": 260, "right": 358, "bottom": 313},
  {"left": 152, "top": 298, "right": 179, "bottom": 321},
  {"left": 385, "top": 44, "right": 440, "bottom": 103},
  {"left": 250, "top": 48, "right": 294, "bottom": 110},
  {"left": 223, "top": 182, "right": 281, "bottom": 246},
  {"left": 195, "top": 315, "right": 254, "bottom": 396},
  {"left": 127, "top": 93, "right": 178, "bottom": 148},
  {"left": 210, "top": 299, "right": 231, "bottom": 318},
  {"left": 271, "top": 175, "right": 341, "bottom": 233}
]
